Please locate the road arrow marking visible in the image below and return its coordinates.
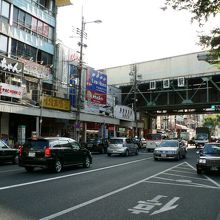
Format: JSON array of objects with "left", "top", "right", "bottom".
[{"left": 151, "top": 197, "right": 180, "bottom": 215}]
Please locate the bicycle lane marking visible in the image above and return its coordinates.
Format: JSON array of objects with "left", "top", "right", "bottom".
[{"left": 39, "top": 162, "right": 189, "bottom": 220}]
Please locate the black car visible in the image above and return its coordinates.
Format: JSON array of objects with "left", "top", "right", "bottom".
[
  {"left": 18, "top": 137, "right": 92, "bottom": 173},
  {"left": 84, "top": 138, "right": 108, "bottom": 154},
  {"left": 0, "top": 140, "right": 18, "bottom": 164},
  {"left": 196, "top": 142, "right": 220, "bottom": 174}
]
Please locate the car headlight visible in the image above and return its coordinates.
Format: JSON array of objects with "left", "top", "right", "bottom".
[
  {"left": 198, "top": 158, "right": 206, "bottom": 164},
  {"left": 154, "top": 150, "right": 159, "bottom": 153}
]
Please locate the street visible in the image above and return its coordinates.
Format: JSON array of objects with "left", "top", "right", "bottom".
[{"left": 0, "top": 147, "right": 220, "bottom": 220}]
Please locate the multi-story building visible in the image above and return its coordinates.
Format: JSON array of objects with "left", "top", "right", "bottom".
[{"left": 0, "top": 0, "right": 120, "bottom": 145}]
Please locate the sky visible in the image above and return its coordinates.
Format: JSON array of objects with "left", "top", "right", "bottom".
[{"left": 56, "top": 0, "right": 219, "bottom": 70}]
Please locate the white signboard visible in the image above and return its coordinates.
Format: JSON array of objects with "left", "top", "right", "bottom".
[
  {"left": 114, "top": 105, "right": 134, "bottom": 121},
  {"left": 0, "top": 83, "right": 22, "bottom": 99}
]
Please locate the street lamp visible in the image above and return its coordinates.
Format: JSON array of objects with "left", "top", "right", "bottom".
[{"left": 75, "top": 15, "right": 102, "bottom": 142}]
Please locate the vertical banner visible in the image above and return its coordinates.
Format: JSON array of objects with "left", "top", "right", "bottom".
[
  {"left": 86, "top": 68, "right": 107, "bottom": 105},
  {"left": 69, "top": 64, "right": 77, "bottom": 108}
]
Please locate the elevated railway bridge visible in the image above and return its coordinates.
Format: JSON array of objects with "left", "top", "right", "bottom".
[{"left": 102, "top": 52, "right": 220, "bottom": 131}]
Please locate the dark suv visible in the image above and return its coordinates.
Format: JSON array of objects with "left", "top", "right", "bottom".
[
  {"left": 196, "top": 142, "right": 220, "bottom": 174},
  {"left": 18, "top": 137, "right": 92, "bottom": 173},
  {"left": 84, "top": 138, "right": 108, "bottom": 154}
]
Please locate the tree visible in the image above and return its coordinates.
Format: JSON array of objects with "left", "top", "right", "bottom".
[
  {"left": 203, "top": 114, "right": 220, "bottom": 135},
  {"left": 164, "top": 0, "right": 220, "bottom": 65}
]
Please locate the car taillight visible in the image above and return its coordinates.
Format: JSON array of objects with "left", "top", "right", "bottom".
[
  {"left": 19, "top": 147, "right": 23, "bottom": 157},
  {"left": 44, "top": 147, "right": 52, "bottom": 157}
]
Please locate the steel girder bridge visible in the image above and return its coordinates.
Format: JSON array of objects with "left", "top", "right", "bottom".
[{"left": 120, "top": 72, "right": 220, "bottom": 117}]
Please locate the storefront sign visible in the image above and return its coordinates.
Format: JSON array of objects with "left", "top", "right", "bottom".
[
  {"left": 18, "top": 58, "right": 51, "bottom": 80},
  {"left": 0, "top": 83, "right": 22, "bottom": 99},
  {"left": 86, "top": 68, "right": 107, "bottom": 105},
  {"left": 114, "top": 105, "right": 134, "bottom": 121},
  {"left": 0, "top": 55, "right": 23, "bottom": 74},
  {"left": 41, "top": 96, "right": 70, "bottom": 111}
]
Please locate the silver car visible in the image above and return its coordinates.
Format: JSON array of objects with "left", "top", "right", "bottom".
[
  {"left": 153, "top": 139, "right": 187, "bottom": 160},
  {"left": 107, "top": 137, "right": 139, "bottom": 156}
]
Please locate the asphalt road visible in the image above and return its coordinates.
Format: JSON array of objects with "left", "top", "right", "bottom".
[{"left": 0, "top": 147, "right": 220, "bottom": 220}]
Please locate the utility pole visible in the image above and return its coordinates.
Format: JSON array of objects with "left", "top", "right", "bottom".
[
  {"left": 133, "top": 64, "right": 138, "bottom": 137},
  {"left": 74, "top": 14, "right": 102, "bottom": 142}
]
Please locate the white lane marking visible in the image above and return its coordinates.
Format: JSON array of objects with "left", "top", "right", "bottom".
[
  {"left": 186, "top": 162, "right": 220, "bottom": 188},
  {"left": 39, "top": 162, "right": 186, "bottom": 220},
  {"left": 0, "top": 157, "right": 152, "bottom": 191},
  {"left": 168, "top": 169, "right": 195, "bottom": 174},
  {"left": 164, "top": 173, "right": 209, "bottom": 181},
  {"left": 153, "top": 176, "right": 192, "bottom": 183},
  {"left": 144, "top": 180, "right": 220, "bottom": 189}
]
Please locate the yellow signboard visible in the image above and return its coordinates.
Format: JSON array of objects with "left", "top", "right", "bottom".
[
  {"left": 55, "top": 0, "right": 73, "bottom": 7},
  {"left": 41, "top": 96, "right": 70, "bottom": 111}
]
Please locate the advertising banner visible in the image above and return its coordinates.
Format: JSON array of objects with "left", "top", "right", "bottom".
[
  {"left": 114, "top": 105, "right": 135, "bottom": 121},
  {"left": 41, "top": 96, "right": 70, "bottom": 111},
  {"left": 86, "top": 68, "right": 107, "bottom": 105},
  {"left": 0, "top": 83, "right": 22, "bottom": 99}
]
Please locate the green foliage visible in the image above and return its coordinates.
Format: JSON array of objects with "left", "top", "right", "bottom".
[
  {"left": 164, "top": 0, "right": 220, "bottom": 67},
  {"left": 203, "top": 114, "right": 220, "bottom": 134}
]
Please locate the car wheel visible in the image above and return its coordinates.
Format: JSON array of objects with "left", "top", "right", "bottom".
[
  {"left": 154, "top": 157, "right": 158, "bottom": 161},
  {"left": 53, "top": 160, "right": 62, "bottom": 173},
  {"left": 124, "top": 150, "right": 129, "bottom": 156},
  {"left": 83, "top": 156, "right": 90, "bottom": 168},
  {"left": 107, "top": 153, "right": 111, "bottom": 157},
  {"left": 197, "top": 168, "right": 202, "bottom": 174},
  {"left": 176, "top": 153, "right": 180, "bottom": 161},
  {"left": 12, "top": 157, "right": 16, "bottom": 164},
  {"left": 25, "top": 166, "right": 34, "bottom": 172}
]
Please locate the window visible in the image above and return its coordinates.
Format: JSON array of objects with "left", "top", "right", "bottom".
[
  {"left": 70, "top": 142, "right": 80, "bottom": 150},
  {"left": 1, "top": 0, "right": 10, "bottom": 19},
  {"left": 178, "top": 77, "right": 185, "bottom": 87},
  {"left": 0, "top": 34, "right": 8, "bottom": 52},
  {"left": 150, "top": 81, "right": 156, "bottom": 90},
  {"left": 25, "top": 13, "right": 32, "bottom": 30},
  {"left": 37, "top": 20, "right": 43, "bottom": 35},
  {"left": 31, "top": 17, "right": 38, "bottom": 32},
  {"left": 13, "top": 7, "right": 19, "bottom": 26},
  {"left": 163, "top": 79, "right": 170, "bottom": 88},
  {"left": 18, "top": 10, "right": 25, "bottom": 29}
]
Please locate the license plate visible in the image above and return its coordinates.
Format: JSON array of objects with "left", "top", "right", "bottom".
[
  {"left": 210, "top": 166, "right": 218, "bottom": 171},
  {"left": 28, "top": 152, "right": 35, "bottom": 157},
  {"left": 161, "top": 154, "right": 166, "bottom": 158}
]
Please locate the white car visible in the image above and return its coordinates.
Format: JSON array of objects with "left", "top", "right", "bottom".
[{"left": 145, "top": 133, "right": 162, "bottom": 152}]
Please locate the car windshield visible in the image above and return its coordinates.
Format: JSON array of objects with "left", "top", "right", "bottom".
[
  {"left": 146, "top": 134, "right": 161, "bottom": 140},
  {"left": 203, "top": 144, "right": 220, "bottom": 155},
  {"left": 159, "top": 141, "right": 178, "bottom": 148},
  {"left": 109, "top": 139, "right": 123, "bottom": 144},
  {"left": 195, "top": 133, "right": 208, "bottom": 140},
  {"left": 23, "top": 140, "right": 49, "bottom": 149},
  {"left": 0, "top": 140, "right": 8, "bottom": 149}
]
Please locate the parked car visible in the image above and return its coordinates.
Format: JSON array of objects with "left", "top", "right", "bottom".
[
  {"left": 18, "top": 136, "right": 92, "bottom": 173},
  {"left": 84, "top": 138, "right": 108, "bottom": 154},
  {"left": 196, "top": 142, "right": 220, "bottom": 174},
  {"left": 145, "top": 133, "right": 162, "bottom": 152},
  {"left": 0, "top": 140, "right": 18, "bottom": 164},
  {"left": 107, "top": 137, "right": 139, "bottom": 156},
  {"left": 153, "top": 139, "right": 187, "bottom": 160}
]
